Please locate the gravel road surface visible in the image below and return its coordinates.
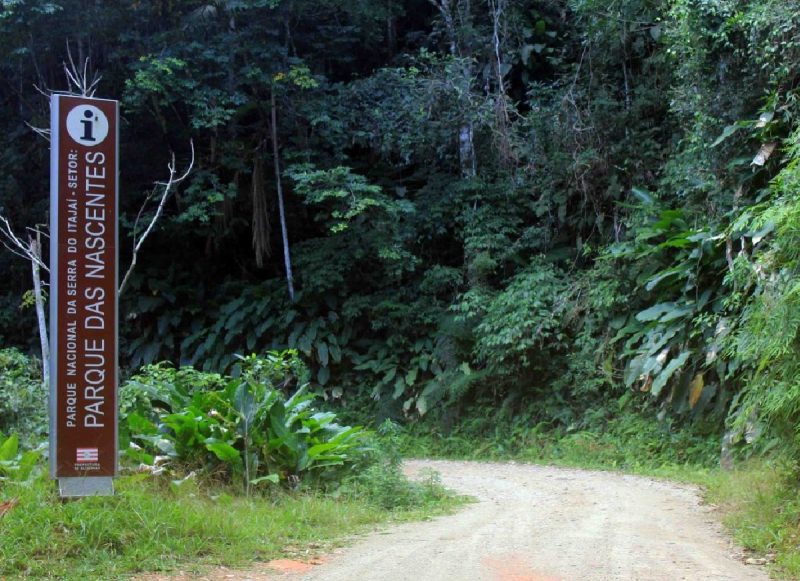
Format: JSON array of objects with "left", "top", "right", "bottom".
[{"left": 290, "top": 459, "right": 770, "bottom": 581}]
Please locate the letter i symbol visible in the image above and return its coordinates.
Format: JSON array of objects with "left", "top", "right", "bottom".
[{"left": 80, "top": 109, "right": 96, "bottom": 142}]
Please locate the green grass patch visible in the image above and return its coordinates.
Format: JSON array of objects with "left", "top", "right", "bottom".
[
  {"left": 396, "top": 411, "right": 719, "bottom": 483},
  {"left": 705, "top": 461, "right": 800, "bottom": 579},
  {"left": 399, "top": 429, "right": 718, "bottom": 484},
  {"left": 0, "top": 467, "right": 463, "bottom": 580}
]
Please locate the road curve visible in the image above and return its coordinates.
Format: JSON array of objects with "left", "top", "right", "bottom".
[{"left": 291, "top": 459, "right": 769, "bottom": 581}]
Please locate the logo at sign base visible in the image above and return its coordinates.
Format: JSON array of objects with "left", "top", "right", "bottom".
[
  {"left": 76, "top": 448, "right": 99, "bottom": 463},
  {"left": 65, "top": 105, "right": 109, "bottom": 146}
]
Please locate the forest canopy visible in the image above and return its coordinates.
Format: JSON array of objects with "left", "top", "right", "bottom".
[{"left": 2, "top": 0, "right": 800, "bottom": 460}]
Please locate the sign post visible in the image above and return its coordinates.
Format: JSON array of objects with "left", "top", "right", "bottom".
[{"left": 49, "top": 94, "right": 118, "bottom": 497}]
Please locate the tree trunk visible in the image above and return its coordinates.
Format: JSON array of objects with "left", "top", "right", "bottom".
[
  {"left": 430, "top": 0, "right": 476, "bottom": 178},
  {"left": 271, "top": 86, "right": 295, "bottom": 302},
  {"left": 251, "top": 155, "right": 271, "bottom": 267},
  {"left": 459, "top": 122, "right": 476, "bottom": 178}
]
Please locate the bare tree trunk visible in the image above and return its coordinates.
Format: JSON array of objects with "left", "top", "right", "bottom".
[
  {"left": 459, "top": 122, "right": 476, "bottom": 178},
  {"left": 489, "top": 0, "right": 512, "bottom": 167},
  {"left": 387, "top": 16, "right": 396, "bottom": 55},
  {"left": 490, "top": 0, "right": 507, "bottom": 104},
  {"left": 271, "top": 86, "right": 295, "bottom": 302},
  {"left": 29, "top": 236, "right": 49, "bottom": 384},
  {"left": 430, "top": 0, "right": 476, "bottom": 178},
  {"left": 251, "top": 155, "right": 271, "bottom": 267}
]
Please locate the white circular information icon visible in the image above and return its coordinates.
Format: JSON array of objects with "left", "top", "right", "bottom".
[{"left": 66, "top": 104, "right": 109, "bottom": 146}]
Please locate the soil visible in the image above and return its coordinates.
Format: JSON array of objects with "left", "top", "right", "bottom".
[{"left": 140, "top": 460, "right": 772, "bottom": 581}]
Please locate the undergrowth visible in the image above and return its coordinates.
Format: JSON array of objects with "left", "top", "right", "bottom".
[
  {"left": 0, "top": 474, "right": 461, "bottom": 580},
  {"left": 0, "top": 435, "right": 463, "bottom": 580},
  {"left": 396, "top": 407, "right": 720, "bottom": 481}
]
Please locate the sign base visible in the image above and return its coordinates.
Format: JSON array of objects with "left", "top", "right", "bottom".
[{"left": 58, "top": 477, "right": 114, "bottom": 498}]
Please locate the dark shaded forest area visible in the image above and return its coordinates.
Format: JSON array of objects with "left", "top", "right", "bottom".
[{"left": 2, "top": 0, "right": 800, "bottom": 463}]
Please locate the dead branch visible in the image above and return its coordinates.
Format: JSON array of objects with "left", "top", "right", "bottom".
[
  {"left": 64, "top": 41, "right": 102, "bottom": 97},
  {"left": 28, "top": 44, "right": 101, "bottom": 142},
  {"left": 0, "top": 215, "right": 48, "bottom": 272},
  {"left": 119, "top": 141, "right": 195, "bottom": 295},
  {"left": 0, "top": 215, "right": 50, "bottom": 380},
  {"left": 25, "top": 122, "right": 50, "bottom": 142}
]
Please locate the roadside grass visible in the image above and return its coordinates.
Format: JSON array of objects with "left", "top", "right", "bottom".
[
  {"left": 396, "top": 413, "right": 719, "bottom": 484},
  {"left": 706, "top": 463, "right": 800, "bottom": 579},
  {"left": 0, "top": 466, "right": 464, "bottom": 580},
  {"left": 396, "top": 414, "right": 800, "bottom": 579}
]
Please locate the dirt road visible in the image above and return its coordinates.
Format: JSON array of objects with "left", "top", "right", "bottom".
[{"left": 286, "top": 460, "right": 769, "bottom": 581}]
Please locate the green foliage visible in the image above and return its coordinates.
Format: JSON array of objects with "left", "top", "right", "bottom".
[
  {"left": 287, "top": 164, "right": 412, "bottom": 234},
  {"left": 0, "top": 348, "right": 46, "bottom": 447},
  {"left": 551, "top": 261, "right": 625, "bottom": 399},
  {"left": 341, "top": 420, "right": 454, "bottom": 510},
  {"left": 723, "top": 129, "right": 800, "bottom": 456},
  {"left": 707, "top": 461, "right": 800, "bottom": 577},
  {"left": 6, "top": 0, "right": 800, "bottom": 467},
  {"left": 398, "top": 402, "right": 719, "bottom": 473},
  {"left": 468, "top": 259, "right": 568, "bottom": 376},
  {"left": 120, "top": 361, "right": 228, "bottom": 419},
  {"left": 0, "top": 431, "right": 41, "bottom": 482},
  {"left": 606, "top": 203, "right": 733, "bottom": 422},
  {"left": 124, "top": 53, "right": 248, "bottom": 130},
  {"left": 122, "top": 352, "right": 367, "bottom": 491}
]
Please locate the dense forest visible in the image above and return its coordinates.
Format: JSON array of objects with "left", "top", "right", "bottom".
[{"left": 1, "top": 0, "right": 800, "bottom": 464}]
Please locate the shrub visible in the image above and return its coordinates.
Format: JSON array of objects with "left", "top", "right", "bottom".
[
  {"left": 121, "top": 351, "right": 368, "bottom": 493},
  {"left": 0, "top": 348, "right": 46, "bottom": 447},
  {"left": 470, "top": 259, "right": 569, "bottom": 378},
  {"left": 340, "top": 420, "right": 451, "bottom": 510}
]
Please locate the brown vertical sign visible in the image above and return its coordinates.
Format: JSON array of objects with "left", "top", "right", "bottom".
[{"left": 49, "top": 95, "right": 118, "bottom": 497}]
